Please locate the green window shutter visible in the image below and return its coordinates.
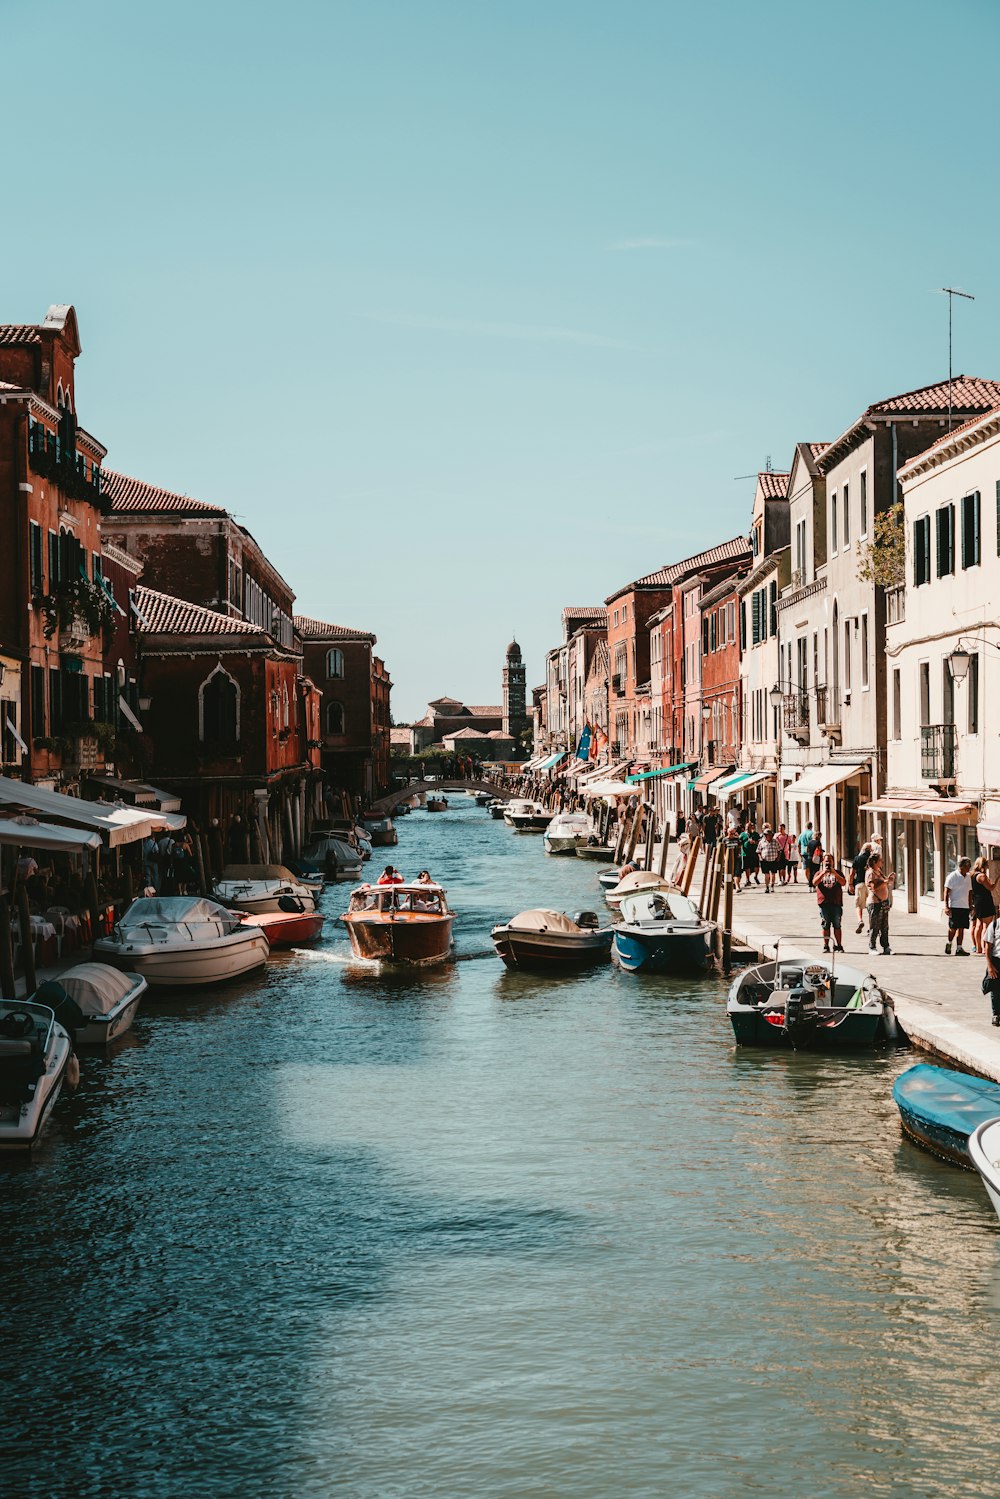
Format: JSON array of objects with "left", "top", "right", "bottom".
[{"left": 769, "top": 580, "right": 777, "bottom": 637}]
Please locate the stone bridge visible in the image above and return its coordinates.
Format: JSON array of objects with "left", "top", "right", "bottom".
[{"left": 368, "top": 779, "right": 516, "bottom": 815}]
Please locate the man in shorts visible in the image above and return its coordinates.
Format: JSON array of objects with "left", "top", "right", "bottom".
[{"left": 944, "top": 857, "right": 973, "bottom": 956}]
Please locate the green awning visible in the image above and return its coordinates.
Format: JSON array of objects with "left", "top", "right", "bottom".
[{"left": 626, "top": 761, "right": 696, "bottom": 783}]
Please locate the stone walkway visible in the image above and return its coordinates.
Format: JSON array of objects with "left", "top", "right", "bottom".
[{"left": 690, "top": 849, "right": 1000, "bottom": 1083}]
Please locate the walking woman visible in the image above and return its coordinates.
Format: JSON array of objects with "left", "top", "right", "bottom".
[
  {"left": 971, "top": 856, "right": 998, "bottom": 954},
  {"left": 814, "top": 853, "right": 846, "bottom": 952},
  {"left": 783, "top": 827, "right": 800, "bottom": 884}
]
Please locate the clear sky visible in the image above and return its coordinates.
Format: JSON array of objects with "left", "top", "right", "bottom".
[{"left": 4, "top": 0, "right": 998, "bottom": 719}]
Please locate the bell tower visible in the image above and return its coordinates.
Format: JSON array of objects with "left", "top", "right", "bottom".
[{"left": 502, "top": 638, "right": 527, "bottom": 739}]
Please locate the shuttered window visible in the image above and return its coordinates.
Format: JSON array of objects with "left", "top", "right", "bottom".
[
  {"left": 740, "top": 600, "right": 747, "bottom": 651},
  {"left": 913, "top": 515, "right": 931, "bottom": 585},
  {"left": 29, "top": 522, "right": 43, "bottom": 593},
  {"left": 962, "top": 491, "right": 981, "bottom": 569},
  {"left": 936, "top": 503, "right": 955, "bottom": 577},
  {"left": 769, "top": 580, "right": 777, "bottom": 636},
  {"left": 30, "top": 666, "right": 45, "bottom": 738}
]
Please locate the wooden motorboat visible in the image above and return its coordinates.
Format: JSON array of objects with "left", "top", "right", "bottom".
[
  {"left": 503, "top": 799, "right": 550, "bottom": 832},
  {"left": 34, "top": 964, "right": 146, "bottom": 1048},
  {"left": 364, "top": 816, "right": 398, "bottom": 846},
  {"left": 241, "top": 907, "right": 326, "bottom": 948},
  {"left": 213, "top": 871, "right": 318, "bottom": 914},
  {"left": 491, "top": 909, "right": 613, "bottom": 970},
  {"left": 728, "top": 956, "right": 895, "bottom": 1050},
  {"left": 604, "top": 870, "right": 675, "bottom": 912},
  {"left": 0, "top": 1000, "right": 74, "bottom": 1150},
  {"left": 892, "top": 1065, "right": 1000, "bottom": 1166},
  {"left": 613, "top": 891, "right": 715, "bottom": 973},
  {"left": 425, "top": 798, "right": 448, "bottom": 812},
  {"left": 969, "top": 1117, "right": 1000, "bottom": 1218},
  {"left": 95, "top": 896, "right": 270, "bottom": 988},
  {"left": 341, "top": 882, "right": 455, "bottom": 965},
  {"left": 543, "top": 812, "right": 593, "bottom": 856}
]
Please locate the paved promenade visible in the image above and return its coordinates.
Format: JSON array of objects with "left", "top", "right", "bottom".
[{"left": 692, "top": 850, "right": 1000, "bottom": 1082}]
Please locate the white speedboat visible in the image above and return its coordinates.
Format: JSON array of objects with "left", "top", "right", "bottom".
[
  {"left": 503, "top": 799, "right": 550, "bottom": 832},
  {"left": 227, "top": 861, "right": 325, "bottom": 897},
  {"left": 613, "top": 891, "right": 715, "bottom": 973},
  {"left": 604, "top": 870, "right": 675, "bottom": 912},
  {"left": 543, "top": 812, "right": 593, "bottom": 856},
  {"left": 213, "top": 875, "right": 318, "bottom": 914},
  {"left": 969, "top": 1117, "right": 1000, "bottom": 1222},
  {"left": 491, "top": 909, "right": 613, "bottom": 970},
  {"left": 36, "top": 964, "right": 147, "bottom": 1047},
  {"left": 95, "top": 896, "right": 269, "bottom": 988},
  {"left": 0, "top": 1001, "right": 74, "bottom": 1150}
]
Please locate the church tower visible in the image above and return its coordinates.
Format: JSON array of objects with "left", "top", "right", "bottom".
[{"left": 502, "top": 638, "right": 528, "bottom": 740}]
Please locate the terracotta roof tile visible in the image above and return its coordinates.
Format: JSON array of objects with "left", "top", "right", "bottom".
[
  {"left": 0, "top": 325, "right": 41, "bottom": 346},
  {"left": 100, "top": 541, "right": 143, "bottom": 576},
  {"left": 868, "top": 376, "right": 1000, "bottom": 415},
  {"left": 808, "top": 442, "right": 829, "bottom": 459},
  {"left": 102, "top": 469, "right": 228, "bottom": 517},
  {"left": 293, "top": 614, "right": 376, "bottom": 643},
  {"left": 618, "top": 535, "right": 752, "bottom": 595},
  {"left": 465, "top": 706, "right": 503, "bottom": 718},
  {"left": 757, "top": 471, "right": 789, "bottom": 499},
  {"left": 135, "top": 586, "right": 259, "bottom": 636}
]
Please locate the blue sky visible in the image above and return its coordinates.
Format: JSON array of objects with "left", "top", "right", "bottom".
[{"left": 4, "top": 0, "right": 998, "bottom": 718}]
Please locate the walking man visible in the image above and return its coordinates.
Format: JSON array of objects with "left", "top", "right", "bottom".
[
  {"left": 865, "top": 851, "right": 894, "bottom": 956},
  {"left": 944, "top": 857, "right": 973, "bottom": 956},
  {"left": 798, "top": 822, "right": 815, "bottom": 884},
  {"left": 814, "top": 853, "right": 846, "bottom": 953},
  {"left": 756, "top": 825, "right": 782, "bottom": 893}
]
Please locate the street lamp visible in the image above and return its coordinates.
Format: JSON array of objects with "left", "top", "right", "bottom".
[{"left": 947, "top": 645, "right": 972, "bottom": 682}]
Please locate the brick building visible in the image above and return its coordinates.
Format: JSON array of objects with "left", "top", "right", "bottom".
[
  {"left": 699, "top": 567, "right": 748, "bottom": 770},
  {"left": 294, "top": 616, "right": 391, "bottom": 802}
]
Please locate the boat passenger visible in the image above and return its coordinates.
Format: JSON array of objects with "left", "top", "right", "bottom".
[
  {"left": 377, "top": 866, "right": 404, "bottom": 886},
  {"left": 415, "top": 871, "right": 434, "bottom": 885}
]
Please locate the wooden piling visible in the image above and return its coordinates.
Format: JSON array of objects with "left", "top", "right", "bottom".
[
  {"left": 681, "top": 835, "right": 701, "bottom": 896},
  {"left": 643, "top": 807, "right": 656, "bottom": 871},
  {"left": 657, "top": 818, "right": 672, "bottom": 880},
  {"left": 614, "top": 805, "right": 633, "bottom": 864},
  {"left": 626, "top": 803, "right": 644, "bottom": 863},
  {"left": 194, "top": 831, "right": 209, "bottom": 896},
  {"left": 84, "top": 871, "right": 101, "bottom": 954},
  {"left": 722, "top": 848, "right": 734, "bottom": 974},
  {"left": 17, "top": 885, "right": 36, "bottom": 994},
  {"left": 0, "top": 899, "right": 15, "bottom": 1001}
]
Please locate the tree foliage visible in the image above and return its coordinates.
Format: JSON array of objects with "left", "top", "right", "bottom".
[{"left": 856, "top": 502, "right": 905, "bottom": 588}]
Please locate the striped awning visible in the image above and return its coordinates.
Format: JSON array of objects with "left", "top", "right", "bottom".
[{"left": 626, "top": 761, "right": 695, "bottom": 784}]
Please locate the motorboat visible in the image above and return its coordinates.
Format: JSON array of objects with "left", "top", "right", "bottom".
[
  {"left": 575, "top": 839, "right": 616, "bottom": 862},
  {"left": 425, "top": 797, "right": 448, "bottom": 812},
  {"left": 95, "top": 896, "right": 270, "bottom": 988},
  {"left": 613, "top": 890, "right": 715, "bottom": 973},
  {"left": 604, "top": 870, "right": 675, "bottom": 912},
  {"left": 969, "top": 1117, "right": 1000, "bottom": 1219},
  {"left": 303, "top": 830, "right": 365, "bottom": 880},
  {"left": 363, "top": 816, "right": 398, "bottom": 846},
  {"left": 488, "top": 800, "right": 508, "bottom": 819},
  {"left": 474, "top": 792, "right": 493, "bottom": 807},
  {"left": 892, "top": 1065, "right": 1000, "bottom": 1166},
  {"left": 543, "top": 812, "right": 593, "bottom": 856},
  {"left": 728, "top": 956, "right": 896, "bottom": 1050},
  {"left": 341, "top": 881, "right": 455, "bottom": 965},
  {"left": 34, "top": 964, "right": 146, "bottom": 1047},
  {"left": 598, "top": 867, "right": 625, "bottom": 892},
  {"left": 503, "top": 799, "right": 550, "bottom": 832},
  {"left": 240, "top": 907, "right": 326, "bottom": 948},
  {"left": 283, "top": 857, "right": 326, "bottom": 895},
  {"left": 491, "top": 909, "right": 613, "bottom": 970},
  {"left": 213, "top": 869, "right": 318, "bottom": 913},
  {"left": 0, "top": 1000, "right": 75, "bottom": 1150}
]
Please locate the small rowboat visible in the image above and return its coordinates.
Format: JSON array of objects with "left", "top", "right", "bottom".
[
  {"left": 892, "top": 1064, "right": 1000, "bottom": 1166},
  {"left": 241, "top": 908, "right": 326, "bottom": 949}
]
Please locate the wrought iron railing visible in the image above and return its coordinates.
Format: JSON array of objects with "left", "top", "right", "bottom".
[{"left": 920, "top": 723, "right": 956, "bottom": 779}]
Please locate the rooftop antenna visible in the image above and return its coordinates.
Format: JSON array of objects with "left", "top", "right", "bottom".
[
  {"left": 940, "top": 287, "right": 975, "bottom": 429},
  {"left": 733, "top": 458, "right": 773, "bottom": 480}
]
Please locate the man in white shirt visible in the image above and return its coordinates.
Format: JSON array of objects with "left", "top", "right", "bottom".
[{"left": 944, "top": 857, "right": 973, "bottom": 956}]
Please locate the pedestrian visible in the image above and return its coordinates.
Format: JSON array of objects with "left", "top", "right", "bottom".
[
  {"left": 798, "top": 822, "right": 814, "bottom": 882},
  {"left": 703, "top": 809, "right": 719, "bottom": 851},
  {"left": 775, "top": 823, "right": 793, "bottom": 885},
  {"left": 982, "top": 913, "right": 1000, "bottom": 1026},
  {"left": 156, "top": 831, "right": 176, "bottom": 895},
  {"left": 757, "top": 825, "right": 782, "bottom": 893},
  {"left": 740, "top": 826, "right": 760, "bottom": 887},
  {"left": 676, "top": 811, "right": 686, "bottom": 839},
  {"left": 805, "top": 828, "right": 824, "bottom": 888},
  {"left": 848, "top": 837, "right": 873, "bottom": 932},
  {"left": 783, "top": 827, "right": 800, "bottom": 883},
  {"left": 670, "top": 833, "right": 690, "bottom": 885},
  {"left": 865, "top": 851, "right": 894, "bottom": 956},
  {"left": 970, "top": 856, "right": 998, "bottom": 955},
  {"left": 814, "top": 853, "right": 847, "bottom": 952},
  {"left": 944, "top": 856, "right": 973, "bottom": 956},
  {"left": 723, "top": 823, "right": 743, "bottom": 890}
]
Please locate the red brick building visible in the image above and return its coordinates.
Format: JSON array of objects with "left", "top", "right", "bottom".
[
  {"left": 605, "top": 574, "right": 675, "bottom": 761},
  {"left": 294, "top": 617, "right": 391, "bottom": 802},
  {"left": 699, "top": 568, "right": 749, "bottom": 770},
  {"left": 0, "top": 305, "right": 111, "bottom": 787},
  {"left": 136, "top": 586, "right": 321, "bottom": 855}
]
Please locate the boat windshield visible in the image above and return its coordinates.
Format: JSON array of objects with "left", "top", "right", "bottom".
[{"left": 350, "top": 887, "right": 445, "bottom": 915}]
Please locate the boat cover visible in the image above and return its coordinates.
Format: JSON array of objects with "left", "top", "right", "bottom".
[
  {"left": 611, "top": 872, "right": 674, "bottom": 896},
  {"left": 118, "top": 896, "right": 243, "bottom": 935},
  {"left": 56, "top": 963, "right": 138, "bottom": 1016},
  {"left": 221, "top": 864, "right": 303, "bottom": 882},
  {"left": 892, "top": 1064, "right": 1000, "bottom": 1136},
  {"left": 507, "top": 910, "right": 583, "bottom": 934}
]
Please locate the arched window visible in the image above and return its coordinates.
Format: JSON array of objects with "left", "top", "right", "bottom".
[
  {"left": 326, "top": 700, "right": 345, "bottom": 735},
  {"left": 56, "top": 381, "right": 64, "bottom": 409},
  {"left": 326, "top": 648, "right": 344, "bottom": 679},
  {"left": 281, "top": 683, "right": 290, "bottom": 727},
  {"left": 200, "top": 663, "right": 240, "bottom": 746}
]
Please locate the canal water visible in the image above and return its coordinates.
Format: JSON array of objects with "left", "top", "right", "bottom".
[{"left": 4, "top": 797, "right": 1000, "bottom": 1498}]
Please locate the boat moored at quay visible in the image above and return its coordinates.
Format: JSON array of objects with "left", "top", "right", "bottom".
[
  {"left": 95, "top": 896, "right": 270, "bottom": 988},
  {"left": 491, "top": 909, "right": 613, "bottom": 970},
  {"left": 728, "top": 956, "right": 895, "bottom": 1050},
  {"left": 892, "top": 1064, "right": 1000, "bottom": 1167},
  {"left": 0, "top": 1001, "right": 75, "bottom": 1150}
]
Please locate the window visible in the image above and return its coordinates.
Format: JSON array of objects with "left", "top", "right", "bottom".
[
  {"left": 200, "top": 665, "right": 240, "bottom": 746},
  {"left": 796, "top": 636, "right": 808, "bottom": 691},
  {"left": 29, "top": 522, "right": 43, "bottom": 593},
  {"left": 326, "top": 648, "right": 344, "bottom": 679},
  {"left": 961, "top": 491, "right": 981, "bottom": 569},
  {"left": 740, "top": 600, "right": 747, "bottom": 651},
  {"left": 860, "top": 471, "right": 868, "bottom": 536},
  {"left": 795, "top": 519, "right": 807, "bottom": 579},
  {"left": 769, "top": 580, "right": 777, "bottom": 637},
  {"left": 48, "top": 530, "right": 60, "bottom": 588},
  {"left": 92, "top": 552, "right": 102, "bottom": 582},
  {"left": 49, "top": 668, "right": 63, "bottom": 735},
  {"left": 831, "top": 492, "right": 838, "bottom": 552},
  {"left": 30, "top": 666, "right": 45, "bottom": 738},
  {"left": 892, "top": 668, "right": 901, "bottom": 740},
  {"left": 326, "top": 700, "right": 345, "bottom": 735},
  {"left": 861, "top": 613, "right": 869, "bottom": 688},
  {"left": 920, "top": 821, "right": 935, "bottom": 896},
  {"left": 936, "top": 503, "right": 955, "bottom": 577},
  {"left": 969, "top": 652, "right": 980, "bottom": 735},
  {"left": 913, "top": 515, "right": 931, "bottom": 585},
  {"left": 942, "top": 659, "right": 954, "bottom": 725},
  {"left": 918, "top": 662, "right": 930, "bottom": 726},
  {"left": 843, "top": 482, "right": 850, "bottom": 546},
  {"left": 844, "top": 622, "right": 852, "bottom": 692}
]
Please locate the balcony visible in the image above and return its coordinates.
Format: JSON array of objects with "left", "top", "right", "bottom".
[
  {"left": 782, "top": 691, "right": 810, "bottom": 743},
  {"left": 814, "top": 685, "right": 842, "bottom": 742},
  {"left": 886, "top": 585, "right": 905, "bottom": 625},
  {"left": 921, "top": 723, "right": 957, "bottom": 781}
]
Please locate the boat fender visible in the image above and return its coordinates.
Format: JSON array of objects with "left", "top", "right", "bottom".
[
  {"left": 66, "top": 1053, "right": 80, "bottom": 1091},
  {"left": 883, "top": 995, "right": 898, "bottom": 1042}
]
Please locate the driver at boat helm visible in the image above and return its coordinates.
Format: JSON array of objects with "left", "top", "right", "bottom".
[{"left": 377, "top": 866, "right": 404, "bottom": 885}]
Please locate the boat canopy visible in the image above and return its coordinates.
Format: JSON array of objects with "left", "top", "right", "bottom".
[
  {"left": 610, "top": 871, "right": 673, "bottom": 896},
  {"left": 506, "top": 910, "right": 583, "bottom": 934},
  {"left": 0, "top": 816, "right": 102, "bottom": 853},
  {"left": 55, "top": 963, "right": 138, "bottom": 1016},
  {"left": 118, "top": 896, "right": 243, "bottom": 935}
]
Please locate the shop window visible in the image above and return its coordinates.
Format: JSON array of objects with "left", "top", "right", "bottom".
[
  {"left": 943, "top": 825, "right": 960, "bottom": 878},
  {"left": 920, "top": 821, "right": 935, "bottom": 895}
]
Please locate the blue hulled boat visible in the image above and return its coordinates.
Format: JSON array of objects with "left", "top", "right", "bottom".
[
  {"left": 613, "top": 890, "right": 715, "bottom": 973},
  {"left": 892, "top": 1063, "right": 1000, "bottom": 1167}
]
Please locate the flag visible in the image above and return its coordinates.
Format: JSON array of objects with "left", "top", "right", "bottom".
[{"left": 576, "top": 725, "right": 592, "bottom": 762}]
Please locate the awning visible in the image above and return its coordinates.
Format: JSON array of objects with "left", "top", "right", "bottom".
[
  {"left": 626, "top": 761, "right": 696, "bottom": 784},
  {"left": 784, "top": 762, "right": 868, "bottom": 799},
  {"left": 539, "top": 751, "right": 567, "bottom": 771},
  {"left": 0, "top": 816, "right": 102, "bottom": 853},
  {"left": 689, "top": 766, "right": 733, "bottom": 793},
  {"left": 712, "top": 769, "right": 774, "bottom": 800},
  {"left": 84, "top": 774, "right": 158, "bottom": 806},
  {"left": 575, "top": 760, "right": 628, "bottom": 785},
  {"left": 0, "top": 773, "right": 163, "bottom": 847},
  {"left": 142, "top": 784, "right": 183, "bottom": 814},
  {"left": 580, "top": 780, "right": 637, "bottom": 798},
  {"left": 862, "top": 797, "right": 976, "bottom": 821}
]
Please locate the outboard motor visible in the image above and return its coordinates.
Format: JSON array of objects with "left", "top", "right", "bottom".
[
  {"left": 784, "top": 985, "right": 815, "bottom": 1029},
  {"left": 572, "top": 911, "right": 600, "bottom": 931}
]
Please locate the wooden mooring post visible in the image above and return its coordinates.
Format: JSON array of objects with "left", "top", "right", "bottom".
[
  {"left": 0, "top": 899, "right": 15, "bottom": 1001},
  {"left": 17, "top": 885, "right": 36, "bottom": 995},
  {"left": 681, "top": 835, "right": 701, "bottom": 897},
  {"left": 721, "top": 847, "right": 735, "bottom": 974}
]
